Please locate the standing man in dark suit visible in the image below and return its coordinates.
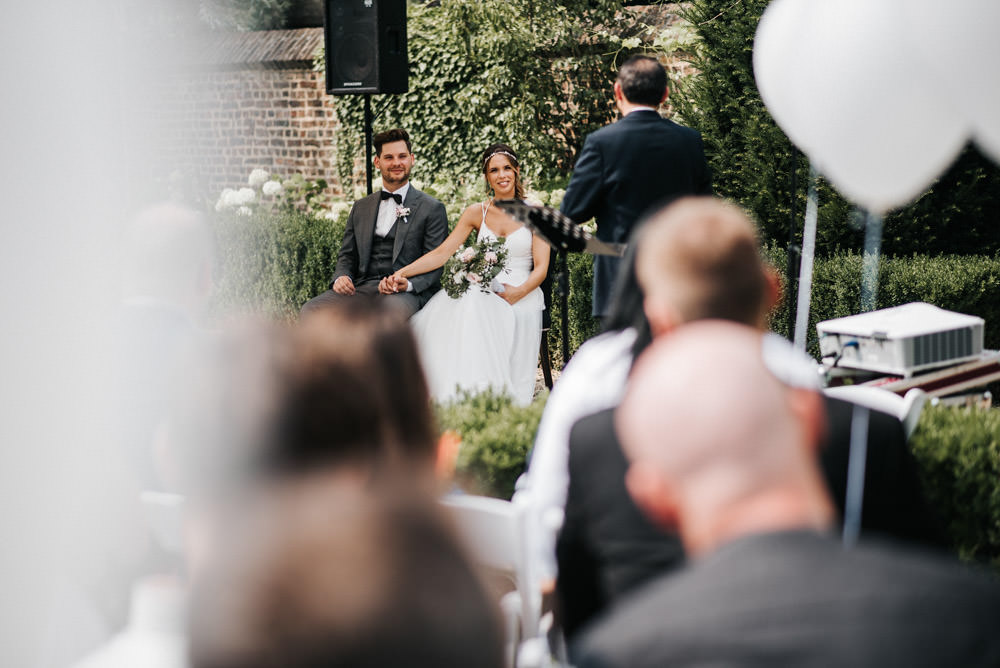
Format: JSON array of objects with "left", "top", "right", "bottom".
[
  {"left": 574, "top": 322, "right": 1000, "bottom": 668},
  {"left": 301, "top": 128, "right": 447, "bottom": 319},
  {"left": 560, "top": 55, "right": 712, "bottom": 320}
]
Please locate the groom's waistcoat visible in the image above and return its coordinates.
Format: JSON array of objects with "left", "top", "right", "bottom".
[{"left": 364, "top": 223, "right": 398, "bottom": 280}]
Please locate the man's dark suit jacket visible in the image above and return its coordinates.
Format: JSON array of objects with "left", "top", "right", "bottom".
[
  {"left": 555, "top": 399, "right": 948, "bottom": 641},
  {"left": 574, "top": 530, "right": 1000, "bottom": 668},
  {"left": 332, "top": 186, "right": 448, "bottom": 308},
  {"left": 559, "top": 110, "right": 712, "bottom": 317}
]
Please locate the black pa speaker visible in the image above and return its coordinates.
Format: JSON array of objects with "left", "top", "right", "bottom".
[{"left": 324, "top": 0, "right": 408, "bottom": 95}]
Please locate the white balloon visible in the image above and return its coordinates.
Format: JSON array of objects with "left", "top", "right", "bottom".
[
  {"left": 753, "top": 0, "right": 969, "bottom": 213},
  {"left": 898, "top": 0, "right": 1000, "bottom": 163}
]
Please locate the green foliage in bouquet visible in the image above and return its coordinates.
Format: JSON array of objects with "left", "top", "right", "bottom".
[
  {"left": 441, "top": 236, "right": 509, "bottom": 300},
  {"left": 435, "top": 389, "right": 548, "bottom": 499}
]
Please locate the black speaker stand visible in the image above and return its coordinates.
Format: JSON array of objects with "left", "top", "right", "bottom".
[
  {"left": 363, "top": 94, "right": 396, "bottom": 196},
  {"left": 364, "top": 95, "right": 374, "bottom": 195}
]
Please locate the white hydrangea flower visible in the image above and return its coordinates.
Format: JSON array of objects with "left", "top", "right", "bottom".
[
  {"left": 215, "top": 188, "right": 236, "bottom": 211},
  {"left": 248, "top": 168, "right": 270, "bottom": 187},
  {"left": 411, "top": 179, "right": 424, "bottom": 190},
  {"left": 330, "top": 201, "right": 351, "bottom": 217},
  {"left": 237, "top": 206, "right": 253, "bottom": 217},
  {"left": 548, "top": 188, "right": 566, "bottom": 208},
  {"left": 235, "top": 187, "right": 256, "bottom": 205},
  {"left": 525, "top": 190, "right": 546, "bottom": 205},
  {"left": 262, "top": 180, "right": 283, "bottom": 197}
]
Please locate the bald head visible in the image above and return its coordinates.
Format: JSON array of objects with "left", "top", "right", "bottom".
[
  {"left": 636, "top": 197, "right": 773, "bottom": 332},
  {"left": 617, "top": 321, "right": 832, "bottom": 555}
]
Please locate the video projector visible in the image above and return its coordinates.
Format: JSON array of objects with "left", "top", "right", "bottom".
[{"left": 817, "top": 302, "right": 984, "bottom": 377}]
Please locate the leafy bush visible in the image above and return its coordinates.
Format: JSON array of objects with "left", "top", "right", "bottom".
[
  {"left": 435, "top": 390, "right": 548, "bottom": 500},
  {"left": 910, "top": 404, "right": 1000, "bottom": 567},
  {"left": 210, "top": 209, "right": 345, "bottom": 321}
]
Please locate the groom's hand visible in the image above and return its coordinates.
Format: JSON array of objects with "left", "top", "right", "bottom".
[
  {"left": 333, "top": 276, "right": 355, "bottom": 295},
  {"left": 379, "top": 275, "right": 408, "bottom": 294}
]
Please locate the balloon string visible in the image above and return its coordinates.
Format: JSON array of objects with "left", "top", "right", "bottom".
[
  {"left": 861, "top": 211, "right": 883, "bottom": 312},
  {"left": 793, "top": 164, "right": 819, "bottom": 352}
]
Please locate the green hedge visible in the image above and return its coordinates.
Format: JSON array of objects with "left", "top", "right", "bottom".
[
  {"left": 763, "top": 246, "right": 1000, "bottom": 357},
  {"left": 209, "top": 208, "right": 1000, "bottom": 364},
  {"left": 209, "top": 210, "right": 345, "bottom": 321},
  {"left": 909, "top": 404, "right": 1000, "bottom": 567},
  {"left": 435, "top": 390, "right": 548, "bottom": 500},
  {"left": 435, "top": 391, "right": 1000, "bottom": 570}
]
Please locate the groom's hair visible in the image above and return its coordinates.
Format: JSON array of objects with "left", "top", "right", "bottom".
[{"left": 373, "top": 128, "right": 412, "bottom": 155}]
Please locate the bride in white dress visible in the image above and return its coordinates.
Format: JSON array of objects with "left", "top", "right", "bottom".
[{"left": 381, "top": 144, "right": 549, "bottom": 405}]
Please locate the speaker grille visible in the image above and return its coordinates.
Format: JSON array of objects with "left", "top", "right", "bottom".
[
  {"left": 334, "top": 33, "right": 375, "bottom": 83},
  {"left": 325, "top": 0, "right": 407, "bottom": 95}
]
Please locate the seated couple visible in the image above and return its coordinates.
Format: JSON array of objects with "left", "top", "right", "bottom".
[{"left": 301, "top": 128, "right": 549, "bottom": 406}]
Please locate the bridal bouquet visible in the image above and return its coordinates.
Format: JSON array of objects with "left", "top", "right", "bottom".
[{"left": 442, "top": 237, "right": 509, "bottom": 299}]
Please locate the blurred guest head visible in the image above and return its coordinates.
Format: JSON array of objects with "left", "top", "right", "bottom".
[
  {"left": 169, "top": 299, "right": 438, "bottom": 498},
  {"left": 188, "top": 470, "right": 504, "bottom": 668},
  {"left": 617, "top": 321, "right": 832, "bottom": 557},
  {"left": 635, "top": 196, "right": 779, "bottom": 337}
]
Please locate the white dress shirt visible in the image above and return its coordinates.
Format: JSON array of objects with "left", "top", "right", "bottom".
[{"left": 375, "top": 182, "right": 410, "bottom": 237}]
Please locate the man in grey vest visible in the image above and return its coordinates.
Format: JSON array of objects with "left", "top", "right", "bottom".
[{"left": 301, "top": 128, "right": 447, "bottom": 319}]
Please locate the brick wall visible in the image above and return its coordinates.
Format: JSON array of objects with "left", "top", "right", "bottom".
[{"left": 142, "top": 65, "right": 343, "bottom": 204}]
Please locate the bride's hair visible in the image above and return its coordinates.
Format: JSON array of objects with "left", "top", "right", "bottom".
[{"left": 481, "top": 143, "right": 525, "bottom": 200}]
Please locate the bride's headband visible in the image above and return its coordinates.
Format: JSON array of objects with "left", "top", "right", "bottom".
[{"left": 483, "top": 149, "right": 519, "bottom": 168}]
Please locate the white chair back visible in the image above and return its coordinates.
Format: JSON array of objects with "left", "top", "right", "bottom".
[
  {"left": 823, "top": 386, "right": 927, "bottom": 438},
  {"left": 441, "top": 494, "right": 541, "bottom": 667}
]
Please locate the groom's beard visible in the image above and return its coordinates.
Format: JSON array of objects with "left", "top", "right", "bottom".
[{"left": 381, "top": 165, "right": 412, "bottom": 190}]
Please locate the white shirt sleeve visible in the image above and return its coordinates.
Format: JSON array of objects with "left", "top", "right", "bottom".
[{"left": 515, "top": 328, "right": 637, "bottom": 583}]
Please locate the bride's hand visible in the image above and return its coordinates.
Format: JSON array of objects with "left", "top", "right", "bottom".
[{"left": 499, "top": 283, "right": 527, "bottom": 305}]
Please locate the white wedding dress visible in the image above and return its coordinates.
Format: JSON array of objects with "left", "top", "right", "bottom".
[{"left": 411, "top": 205, "right": 545, "bottom": 406}]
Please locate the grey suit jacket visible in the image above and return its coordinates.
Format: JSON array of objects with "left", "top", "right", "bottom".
[
  {"left": 574, "top": 530, "right": 1000, "bottom": 668},
  {"left": 333, "top": 186, "right": 448, "bottom": 307}
]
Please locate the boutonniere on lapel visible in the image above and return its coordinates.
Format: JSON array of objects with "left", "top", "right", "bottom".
[{"left": 395, "top": 206, "right": 411, "bottom": 223}]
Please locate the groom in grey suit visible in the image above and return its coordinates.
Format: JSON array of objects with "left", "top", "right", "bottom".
[
  {"left": 574, "top": 322, "right": 1000, "bottom": 668},
  {"left": 301, "top": 128, "right": 447, "bottom": 319}
]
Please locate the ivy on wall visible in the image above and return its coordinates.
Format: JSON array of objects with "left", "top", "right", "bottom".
[{"left": 330, "top": 0, "right": 622, "bottom": 194}]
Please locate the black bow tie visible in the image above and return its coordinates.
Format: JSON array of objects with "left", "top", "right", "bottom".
[{"left": 380, "top": 190, "right": 402, "bottom": 204}]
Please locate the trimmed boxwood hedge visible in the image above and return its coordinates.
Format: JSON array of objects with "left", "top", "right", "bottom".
[
  {"left": 437, "top": 391, "right": 1000, "bottom": 570},
  {"left": 910, "top": 403, "right": 1000, "bottom": 568}
]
